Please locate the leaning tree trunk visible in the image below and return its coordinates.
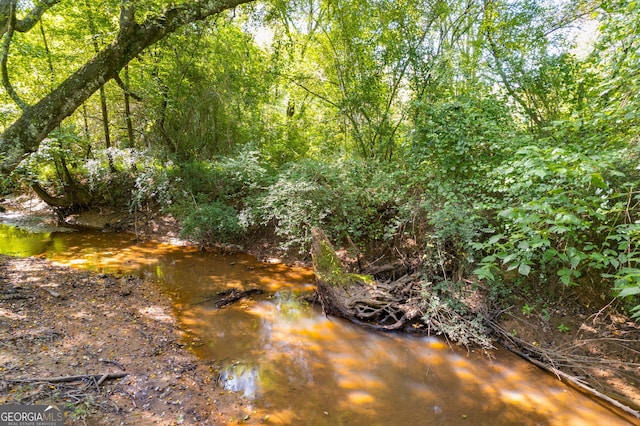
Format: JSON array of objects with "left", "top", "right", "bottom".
[
  {"left": 311, "top": 227, "right": 423, "bottom": 331},
  {"left": 0, "top": 0, "right": 254, "bottom": 175}
]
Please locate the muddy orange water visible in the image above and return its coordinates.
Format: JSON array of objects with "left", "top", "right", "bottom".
[{"left": 0, "top": 224, "right": 634, "bottom": 425}]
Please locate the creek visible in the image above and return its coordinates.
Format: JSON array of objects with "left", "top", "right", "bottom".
[{"left": 0, "top": 222, "right": 633, "bottom": 425}]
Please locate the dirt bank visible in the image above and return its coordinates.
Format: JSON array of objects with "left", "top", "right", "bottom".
[{"left": 0, "top": 255, "right": 255, "bottom": 425}]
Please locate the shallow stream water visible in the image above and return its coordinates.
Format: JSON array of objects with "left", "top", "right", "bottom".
[{"left": 0, "top": 223, "right": 634, "bottom": 425}]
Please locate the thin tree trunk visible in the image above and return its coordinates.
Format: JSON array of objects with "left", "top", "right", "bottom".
[
  {"left": 98, "top": 86, "right": 115, "bottom": 172},
  {"left": 85, "top": 0, "right": 115, "bottom": 173},
  {"left": 38, "top": 19, "right": 54, "bottom": 89},
  {"left": 1, "top": 0, "right": 27, "bottom": 110},
  {"left": 0, "top": 0, "right": 61, "bottom": 38},
  {"left": 123, "top": 66, "right": 135, "bottom": 149},
  {"left": 82, "top": 104, "right": 91, "bottom": 156}
]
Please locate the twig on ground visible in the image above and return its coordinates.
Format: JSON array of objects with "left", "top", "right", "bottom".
[
  {"left": 5, "top": 372, "right": 127, "bottom": 384},
  {"left": 99, "top": 358, "right": 126, "bottom": 371}
]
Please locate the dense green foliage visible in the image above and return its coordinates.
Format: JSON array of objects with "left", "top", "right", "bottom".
[{"left": 2, "top": 0, "right": 640, "bottom": 318}]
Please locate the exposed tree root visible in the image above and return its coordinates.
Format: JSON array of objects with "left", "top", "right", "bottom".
[
  {"left": 312, "top": 228, "right": 423, "bottom": 331},
  {"left": 311, "top": 227, "right": 491, "bottom": 348}
]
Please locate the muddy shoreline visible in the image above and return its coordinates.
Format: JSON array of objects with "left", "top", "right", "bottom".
[
  {"left": 0, "top": 254, "right": 257, "bottom": 425},
  {"left": 1, "top": 195, "right": 640, "bottom": 424}
]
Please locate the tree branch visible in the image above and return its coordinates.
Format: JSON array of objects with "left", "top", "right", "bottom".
[
  {"left": 0, "top": 0, "right": 253, "bottom": 174},
  {"left": 482, "top": 7, "right": 542, "bottom": 128},
  {"left": 118, "top": 0, "right": 137, "bottom": 39},
  {"left": 0, "top": 0, "right": 61, "bottom": 38},
  {"left": 1, "top": 0, "right": 28, "bottom": 110},
  {"left": 113, "top": 72, "right": 142, "bottom": 101}
]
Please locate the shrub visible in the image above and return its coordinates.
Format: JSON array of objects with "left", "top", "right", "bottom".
[
  {"left": 180, "top": 201, "right": 243, "bottom": 242},
  {"left": 239, "top": 160, "right": 333, "bottom": 251},
  {"left": 239, "top": 159, "right": 408, "bottom": 252},
  {"left": 163, "top": 147, "right": 270, "bottom": 205},
  {"left": 471, "top": 143, "right": 640, "bottom": 317},
  {"left": 421, "top": 280, "right": 493, "bottom": 349}
]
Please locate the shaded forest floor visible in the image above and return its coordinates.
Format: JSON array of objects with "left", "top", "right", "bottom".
[{"left": 1, "top": 195, "right": 640, "bottom": 424}]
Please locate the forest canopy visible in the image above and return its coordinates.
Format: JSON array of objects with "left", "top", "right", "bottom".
[{"left": 1, "top": 0, "right": 640, "bottom": 321}]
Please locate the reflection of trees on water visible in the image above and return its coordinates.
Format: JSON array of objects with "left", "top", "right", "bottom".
[
  {"left": 202, "top": 289, "right": 537, "bottom": 425},
  {"left": 0, "top": 224, "right": 55, "bottom": 257},
  {"left": 219, "top": 361, "right": 260, "bottom": 399},
  {"left": 205, "top": 289, "right": 615, "bottom": 425}
]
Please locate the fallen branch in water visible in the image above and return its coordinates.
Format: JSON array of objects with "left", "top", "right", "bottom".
[
  {"left": 5, "top": 373, "right": 127, "bottom": 384},
  {"left": 488, "top": 318, "right": 640, "bottom": 420},
  {"left": 505, "top": 343, "right": 640, "bottom": 420},
  {"left": 193, "top": 288, "right": 264, "bottom": 309}
]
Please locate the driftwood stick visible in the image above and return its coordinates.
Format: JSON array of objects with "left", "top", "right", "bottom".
[
  {"left": 5, "top": 373, "right": 127, "bottom": 384},
  {"left": 214, "top": 288, "right": 263, "bottom": 309}
]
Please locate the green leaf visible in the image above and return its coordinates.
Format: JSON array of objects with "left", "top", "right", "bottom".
[
  {"left": 619, "top": 252, "right": 628, "bottom": 264},
  {"left": 558, "top": 268, "right": 573, "bottom": 285},
  {"left": 473, "top": 267, "right": 495, "bottom": 282},
  {"left": 618, "top": 241, "right": 630, "bottom": 251},
  {"left": 589, "top": 252, "right": 604, "bottom": 263},
  {"left": 590, "top": 172, "right": 607, "bottom": 189},
  {"left": 549, "top": 225, "right": 570, "bottom": 234},
  {"left": 617, "top": 287, "right": 640, "bottom": 297},
  {"left": 542, "top": 248, "right": 558, "bottom": 262},
  {"left": 480, "top": 255, "right": 497, "bottom": 263},
  {"left": 487, "top": 234, "right": 504, "bottom": 245},
  {"left": 569, "top": 255, "right": 581, "bottom": 269},
  {"left": 518, "top": 263, "right": 531, "bottom": 276},
  {"left": 532, "top": 168, "right": 548, "bottom": 178}
]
